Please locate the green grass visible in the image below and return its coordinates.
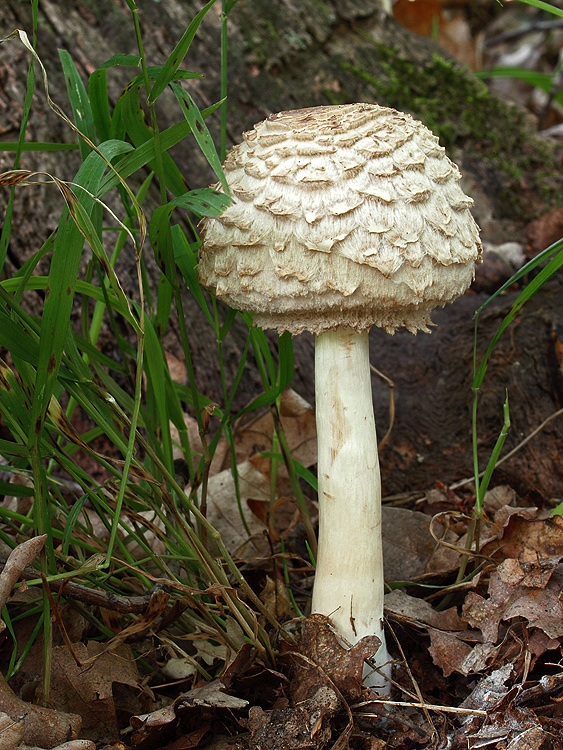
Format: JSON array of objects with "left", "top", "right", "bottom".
[{"left": 0, "top": 0, "right": 306, "bottom": 701}]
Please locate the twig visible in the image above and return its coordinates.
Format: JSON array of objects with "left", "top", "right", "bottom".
[
  {"left": 386, "top": 620, "right": 437, "bottom": 743},
  {"left": 370, "top": 364, "right": 395, "bottom": 450},
  {"left": 355, "top": 701, "right": 487, "bottom": 717},
  {"left": 0, "top": 556, "right": 154, "bottom": 614},
  {"left": 486, "top": 20, "right": 563, "bottom": 48}
]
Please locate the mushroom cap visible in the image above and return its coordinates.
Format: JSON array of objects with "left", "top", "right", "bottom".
[{"left": 198, "top": 104, "right": 482, "bottom": 335}]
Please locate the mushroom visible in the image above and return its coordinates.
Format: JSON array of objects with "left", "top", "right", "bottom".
[{"left": 197, "top": 104, "right": 482, "bottom": 690}]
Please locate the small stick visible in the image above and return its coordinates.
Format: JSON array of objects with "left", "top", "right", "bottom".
[
  {"left": 355, "top": 701, "right": 487, "bottom": 716},
  {"left": 0, "top": 557, "right": 153, "bottom": 614}
]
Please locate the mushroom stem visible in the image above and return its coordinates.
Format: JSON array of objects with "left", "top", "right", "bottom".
[{"left": 312, "top": 328, "right": 390, "bottom": 691}]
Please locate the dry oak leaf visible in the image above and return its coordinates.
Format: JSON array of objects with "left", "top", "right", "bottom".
[
  {"left": 481, "top": 512, "right": 563, "bottom": 562},
  {"left": 464, "top": 565, "right": 563, "bottom": 643},
  {"left": 427, "top": 630, "right": 497, "bottom": 678},
  {"left": 129, "top": 680, "right": 247, "bottom": 748},
  {"left": 42, "top": 641, "right": 144, "bottom": 744},
  {"left": 290, "top": 613, "right": 381, "bottom": 704}
]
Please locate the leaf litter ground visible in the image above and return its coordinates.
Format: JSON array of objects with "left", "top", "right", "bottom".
[{"left": 3, "top": 389, "right": 563, "bottom": 749}]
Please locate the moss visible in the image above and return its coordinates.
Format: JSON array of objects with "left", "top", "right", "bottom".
[
  {"left": 336, "top": 45, "right": 562, "bottom": 220},
  {"left": 339, "top": 48, "right": 509, "bottom": 150}
]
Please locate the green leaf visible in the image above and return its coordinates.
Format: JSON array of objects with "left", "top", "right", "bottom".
[
  {"left": 166, "top": 188, "right": 232, "bottom": 217},
  {"left": 59, "top": 49, "right": 97, "bottom": 157},
  {"left": 0, "top": 142, "right": 78, "bottom": 152},
  {"left": 88, "top": 69, "right": 112, "bottom": 144},
  {"left": 0, "top": 307, "right": 39, "bottom": 365},
  {"left": 171, "top": 83, "right": 228, "bottom": 192},
  {"left": 261, "top": 452, "right": 318, "bottom": 491},
  {"left": 150, "top": 190, "right": 230, "bottom": 282},
  {"left": 475, "top": 67, "right": 554, "bottom": 92},
  {"left": 223, "top": 0, "right": 240, "bottom": 14},
  {"left": 143, "top": 316, "right": 174, "bottom": 468},
  {"left": 172, "top": 227, "right": 214, "bottom": 327},
  {"left": 148, "top": 0, "right": 218, "bottom": 103},
  {"left": 29, "top": 140, "right": 133, "bottom": 434},
  {"left": 99, "top": 53, "right": 141, "bottom": 69},
  {"left": 98, "top": 101, "right": 223, "bottom": 196},
  {"left": 119, "top": 87, "right": 189, "bottom": 196},
  {"left": 277, "top": 332, "right": 294, "bottom": 391},
  {"left": 0, "top": 481, "right": 35, "bottom": 497}
]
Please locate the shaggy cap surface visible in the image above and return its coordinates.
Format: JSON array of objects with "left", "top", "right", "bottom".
[{"left": 198, "top": 103, "right": 482, "bottom": 335}]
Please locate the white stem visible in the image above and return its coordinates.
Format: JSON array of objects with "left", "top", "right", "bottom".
[{"left": 312, "top": 328, "right": 390, "bottom": 690}]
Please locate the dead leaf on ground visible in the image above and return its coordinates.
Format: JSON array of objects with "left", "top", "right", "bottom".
[
  {"left": 260, "top": 575, "right": 295, "bottom": 622},
  {"left": 455, "top": 665, "right": 552, "bottom": 750},
  {"left": 289, "top": 613, "right": 380, "bottom": 704},
  {"left": 0, "top": 671, "right": 82, "bottom": 749},
  {"left": 40, "top": 641, "right": 145, "bottom": 743},
  {"left": 383, "top": 507, "right": 461, "bottom": 581},
  {"left": 481, "top": 512, "right": 563, "bottom": 561},
  {"left": 427, "top": 630, "right": 497, "bottom": 678},
  {"left": 234, "top": 388, "right": 317, "bottom": 471},
  {"left": 129, "top": 680, "right": 247, "bottom": 749},
  {"left": 201, "top": 460, "right": 269, "bottom": 557},
  {"left": 384, "top": 589, "right": 466, "bottom": 632}
]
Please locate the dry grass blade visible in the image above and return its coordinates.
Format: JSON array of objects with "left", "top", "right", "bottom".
[{"left": 370, "top": 363, "right": 395, "bottom": 450}]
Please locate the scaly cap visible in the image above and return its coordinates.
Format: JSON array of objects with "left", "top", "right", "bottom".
[{"left": 198, "top": 104, "right": 482, "bottom": 335}]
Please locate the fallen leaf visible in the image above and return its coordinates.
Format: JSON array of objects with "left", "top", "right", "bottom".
[
  {"left": 525, "top": 208, "right": 563, "bottom": 254},
  {"left": 0, "top": 671, "right": 81, "bottom": 749},
  {"left": 427, "top": 630, "right": 473, "bottom": 678},
  {"left": 42, "top": 641, "right": 144, "bottom": 743},
  {"left": 461, "top": 663, "right": 514, "bottom": 713},
  {"left": 259, "top": 576, "right": 295, "bottom": 622},
  {"left": 459, "top": 667, "right": 545, "bottom": 748},
  {"left": 176, "top": 679, "right": 249, "bottom": 710},
  {"left": 384, "top": 589, "right": 466, "bottom": 632},
  {"left": 234, "top": 388, "right": 317, "bottom": 471},
  {"left": 202, "top": 460, "right": 269, "bottom": 557},
  {"left": 464, "top": 565, "right": 563, "bottom": 642},
  {"left": 428, "top": 630, "right": 497, "bottom": 677},
  {"left": 481, "top": 512, "right": 563, "bottom": 563},
  {"left": 130, "top": 681, "right": 247, "bottom": 749},
  {"left": 382, "top": 507, "right": 461, "bottom": 581},
  {"left": 0, "top": 711, "right": 24, "bottom": 750},
  {"left": 290, "top": 614, "right": 380, "bottom": 704}
]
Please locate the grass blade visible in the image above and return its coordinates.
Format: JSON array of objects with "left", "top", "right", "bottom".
[
  {"left": 59, "top": 49, "right": 98, "bottom": 158},
  {"left": 148, "top": 0, "right": 218, "bottom": 103},
  {"left": 171, "top": 83, "right": 228, "bottom": 191}
]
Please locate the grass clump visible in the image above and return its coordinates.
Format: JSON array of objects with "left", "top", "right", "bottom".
[{"left": 0, "top": 0, "right": 307, "bottom": 706}]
